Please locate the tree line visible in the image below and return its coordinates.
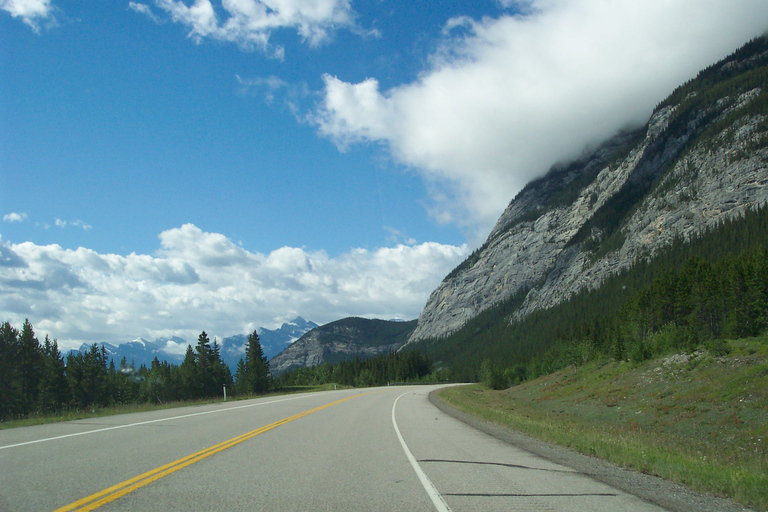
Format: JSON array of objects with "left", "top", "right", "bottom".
[
  {"left": 277, "top": 349, "right": 439, "bottom": 388},
  {"left": 0, "top": 326, "right": 270, "bottom": 421},
  {"left": 513, "top": 244, "right": 768, "bottom": 382},
  {"left": 477, "top": 244, "right": 768, "bottom": 390}
]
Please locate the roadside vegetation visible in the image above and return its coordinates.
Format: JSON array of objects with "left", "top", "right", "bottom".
[
  {"left": 276, "top": 349, "right": 442, "bottom": 388},
  {"left": 0, "top": 382, "right": 348, "bottom": 430},
  {"left": 0, "top": 324, "right": 274, "bottom": 424},
  {"left": 438, "top": 334, "right": 768, "bottom": 510},
  {"left": 0, "top": 312, "right": 435, "bottom": 429}
]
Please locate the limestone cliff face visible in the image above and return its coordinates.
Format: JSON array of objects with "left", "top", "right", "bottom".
[
  {"left": 408, "top": 39, "right": 768, "bottom": 344},
  {"left": 269, "top": 317, "right": 416, "bottom": 374}
]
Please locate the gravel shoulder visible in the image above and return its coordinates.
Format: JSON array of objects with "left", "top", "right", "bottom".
[{"left": 429, "top": 390, "right": 757, "bottom": 512}]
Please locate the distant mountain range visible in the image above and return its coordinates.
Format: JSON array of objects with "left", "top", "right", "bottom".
[{"left": 67, "top": 317, "right": 318, "bottom": 370}]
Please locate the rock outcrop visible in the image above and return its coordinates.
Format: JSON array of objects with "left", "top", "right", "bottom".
[
  {"left": 408, "top": 37, "right": 768, "bottom": 344},
  {"left": 269, "top": 317, "right": 416, "bottom": 374}
]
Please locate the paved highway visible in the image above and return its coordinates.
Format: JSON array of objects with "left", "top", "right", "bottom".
[{"left": 0, "top": 385, "right": 666, "bottom": 511}]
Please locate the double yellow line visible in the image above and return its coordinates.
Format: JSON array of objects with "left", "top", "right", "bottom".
[{"left": 55, "top": 394, "right": 363, "bottom": 512}]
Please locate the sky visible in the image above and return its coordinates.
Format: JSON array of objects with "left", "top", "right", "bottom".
[{"left": 2, "top": 0, "right": 767, "bottom": 352}]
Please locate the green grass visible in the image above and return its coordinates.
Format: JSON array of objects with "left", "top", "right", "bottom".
[
  {"left": 0, "top": 383, "right": 349, "bottom": 430},
  {"left": 437, "top": 335, "right": 768, "bottom": 511}
]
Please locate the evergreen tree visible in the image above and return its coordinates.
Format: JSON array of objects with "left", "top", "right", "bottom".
[
  {"left": 114, "top": 356, "right": 141, "bottom": 404},
  {"left": 0, "top": 321, "right": 20, "bottom": 419},
  {"left": 210, "top": 339, "right": 233, "bottom": 398},
  {"left": 38, "top": 335, "right": 70, "bottom": 413},
  {"left": 243, "top": 330, "right": 269, "bottom": 394},
  {"left": 67, "top": 344, "right": 110, "bottom": 409},
  {"left": 234, "top": 358, "right": 248, "bottom": 395},
  {"left": 179, "top": 344, "right": 198, "bottom": 400},
  {"left": 18, "top": 319, "right": 42, "bottom": 415},
  {"left": 195, "top": 332, "right": 215, "bottom": 397}
]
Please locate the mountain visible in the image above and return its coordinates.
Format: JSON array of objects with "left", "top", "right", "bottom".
[
  {"left": 69, "top": 336, "right": 189, "bottom": 368},
  {"left": 269, "top": 317, "right": 418, "bottom": 374},
  {"left": 218, "top": 317, "right": 319, "bottom": 368},
  {"left": 408, "top": 36, "right": 768, "bottom": 344},
  {"left": 68, "top": 317, "right": 317, "bottom": 370}
]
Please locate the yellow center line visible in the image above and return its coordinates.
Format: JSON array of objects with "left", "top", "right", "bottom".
[{"left": 53, "top": 393, "right": 367, "bottom": 512}]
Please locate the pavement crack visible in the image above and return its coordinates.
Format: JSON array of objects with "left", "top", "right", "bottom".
[
  {"left": 419, "top": 459, "right": 575, "bottom": 473},
  {"left": 443, "top": 492, "right": 619, "bottom": 497}
]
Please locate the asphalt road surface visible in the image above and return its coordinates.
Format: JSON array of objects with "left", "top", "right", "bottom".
[{"left": 0, "top": 385, "right": 669, "bottom": 512}]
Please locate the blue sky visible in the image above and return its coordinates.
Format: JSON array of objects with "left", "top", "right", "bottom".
[
  {"left": 1, "top": 0, "right": 487, "bottom": 256},
  {"left": 2, "top": 0, "right": 767, "bottom": 351}
]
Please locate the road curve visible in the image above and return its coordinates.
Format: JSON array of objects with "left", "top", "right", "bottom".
[{"left": 0, "top": 385, "right": 666, "bottom": 511}]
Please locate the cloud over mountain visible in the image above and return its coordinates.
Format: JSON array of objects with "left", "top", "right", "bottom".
[
  {"left": 312, "top": 0, "right": 768, "bottom": 236},
  {"left": 0, "top": 224, "right": 467, "bottom": 351}
]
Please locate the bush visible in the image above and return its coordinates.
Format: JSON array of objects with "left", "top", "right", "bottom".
[
  {"left": 480, "top": 359, "right": 509, "bottom": 390},
  {"left": 704, "top": 338, "right": 731, "bottom": 357}
]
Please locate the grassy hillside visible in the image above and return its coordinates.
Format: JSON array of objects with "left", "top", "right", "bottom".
[{"left": 437, "top": 335, "right": 768, "bottom": 510}]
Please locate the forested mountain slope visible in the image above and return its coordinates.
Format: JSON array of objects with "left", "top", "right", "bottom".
[{"left": 409, "top": 36, "right": 768, "bottom": 344}]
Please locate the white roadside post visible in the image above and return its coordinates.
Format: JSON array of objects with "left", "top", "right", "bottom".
[{"left": 223, "top": 385, "right": 227, "bottom": 402}]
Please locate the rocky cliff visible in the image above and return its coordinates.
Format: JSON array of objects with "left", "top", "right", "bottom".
[
  {"left": 408, "top": 36, "right": 768, "bottom": 343},
  {"left": 269, "top": 317, "right": 417, "bottom": 374}
]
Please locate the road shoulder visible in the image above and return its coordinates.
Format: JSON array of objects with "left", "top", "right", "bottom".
[{"left": 428, "top": 390, "right": 755, "bottom": 512}]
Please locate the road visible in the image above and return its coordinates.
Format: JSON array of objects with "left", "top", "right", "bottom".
[{"left": 0, "top": 385, "right": 666, "bottom": 512}]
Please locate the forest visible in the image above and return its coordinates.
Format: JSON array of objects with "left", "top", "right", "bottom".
[
  {"left": 0, "top": 327, "right": 269, "bottom": 421},
  {"left": 0, "top": 317, "right": 436, "bottom": 422},
  {"left": 276, "top": 349, "right": 438, "bottom": 388}
]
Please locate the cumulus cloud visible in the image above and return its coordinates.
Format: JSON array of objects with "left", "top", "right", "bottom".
[
  {"left": 0, "top": 0, "right": 56, "bottom": 32},
  {"left": 3, "top": 212, "right": 28, "bottom": 223},
  {"left": 0, "top": 224, "right": 468, "bottom": 351},
  {"left": 130, "top": 0, "right": 357, "bottom": 55},
  {"left": 311, "top": 0, "right": 768, "bottom": 236}
]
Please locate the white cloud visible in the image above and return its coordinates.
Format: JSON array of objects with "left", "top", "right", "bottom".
[
  {"left": 131, "top": 0, "right": 356, "bottom": 55},
  {"left": 311, "top": 0, "right": 768, "bottom": 238},
  {"left": 54, "top": 218, "right": 93, "bottom": 230},
  {"left": 128, "top": 1, "right": 160, "bottom": 23},
  {"left": 0, "top": 0, "right": 56, "bottom": 32},
  {"left": 3, "top": 212, "right": 27, "bottom": 223},
  {"left": 0, "top": 224, "right": 468, "bottom": 351},
  {"left": 160, "top": 339, "right": 190, "bottom": 355}
]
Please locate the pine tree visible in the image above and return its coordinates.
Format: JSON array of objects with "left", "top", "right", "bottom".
[
  {"left": 179, "top": 344, "right": 198, "bottom": 400},
  {"left": 244, "top": 330, "right": 270, "bottom": 394},
  {"left": 68, "top": 344, "right": 110, "bottom": 409},
  {"left": 38, "top": 335, "right": 70, "bottom": 413},
  {"left": 210, "top": 339, "right": 232, "bottom": 398},
  {"left": 195, "top": 332, "right": 215, "bottom": 397},
  {"left": 18, "top": 319, "right": 42, "bottom": 415},
  {"left": 0, "top": 321, "right": 20, "bottom": 419},
  {"left": 234, "top": 358, "right": 248, "bottom": 395}
]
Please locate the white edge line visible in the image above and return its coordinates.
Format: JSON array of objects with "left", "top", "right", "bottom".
[
  {"left": 392, "top": 392, "right": 452, "bottom": 512},
  {"left": 0, "top": 393, "right": 314, "bottom": 451}
]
